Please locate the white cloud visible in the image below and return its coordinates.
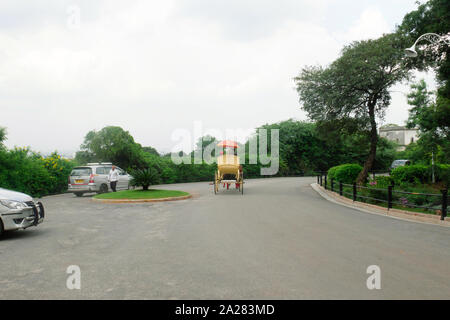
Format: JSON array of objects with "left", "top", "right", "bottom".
[
  {"left": 333, "top": 6, "right": 391, "bottom": 43},
  {"left": 0, "top": 0, "right": 423, "bottom": 154}
]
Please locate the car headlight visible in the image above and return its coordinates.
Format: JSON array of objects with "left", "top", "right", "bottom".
[{"left": 0, "top": 199, "right": 28, "bottom": 210}]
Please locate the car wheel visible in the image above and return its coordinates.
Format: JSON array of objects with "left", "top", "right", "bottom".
[
  {"left": 74, "top": 192, "right": 84, "bottom": 197},
  {"left": 100, "top": 184, "right": 108, "bottom": 193}
]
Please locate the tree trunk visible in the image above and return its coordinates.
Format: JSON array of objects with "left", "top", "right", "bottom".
[
  {"left": 357, "top": 103, "right": 378, "bottom": 185},
  {"left": 143, "top": 185, "right": 149, "bottom": 191}
]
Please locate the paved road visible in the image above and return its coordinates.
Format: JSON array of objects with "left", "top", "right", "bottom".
[{"left": 0, "top": 177, "right": 449, "bottom": 299}]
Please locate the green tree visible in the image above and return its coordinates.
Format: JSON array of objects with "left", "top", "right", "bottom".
[
  {"left": 193, "top": 135, "right": 218, "bottom": 162},
  {"left": 142, "top": 146, "right": 160, "bottom": 156},
  {"left": 295, "top": 33, "right": 411, "bottom": 184},
  {"left": 397, "top": 0, "right": 450, "bottom": 143},
  {"left": 76, "top": 126, "right": 146, "bottom": 170},
  {"left": 258, "top": 120, "right": 337, "bottom": 174},
  {"left": 406, "top": 79, "right": 440, "bottom": 153},
  {"left": 0, "top": 127, "right": 6, "bottom": 148},
  {"left": 406, "top": 79, "right": 449, "bottom": 178},
  {"left": 397, "top": 0, "right": 450, "bottom": 95}
]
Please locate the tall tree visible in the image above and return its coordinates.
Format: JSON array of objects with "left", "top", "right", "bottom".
[
  {"left": 406, "top": 79, "right": 436, "bottom": 136},
  {"left": 406, "top": 79, "right": 449, "bottom": 165},
  {"left": 398, "top": 0, "right": 450, "bottom": 92},
  {"left": 142, "top": 146, "right": 160, "bottom": 156},
  {"left": 295, "top": 33, "right": 411, "bottom": 184},
  {"left": 76, "top": 126, "right": 146, "bottom": 170},
  {"left": 397, "top": 0, "right": 450, "bottom": 141},
  {"left": 0, "top": 127, "right": 6, "bottom": 148}
]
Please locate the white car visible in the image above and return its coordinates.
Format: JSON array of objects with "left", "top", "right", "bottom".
[
  {"left": 68, "top": 163, "right": 132, "bottom": 197},
  {"left": 0, "top": 187, "right": 44, "bottom": 237}
]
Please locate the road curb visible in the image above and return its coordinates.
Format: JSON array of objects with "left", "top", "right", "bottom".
[
  {"left": 311, "top": 183, "right": 450, "bottom": 228},
  {"left": 91, "top": 194, "right": 192, "bottom": 204}
]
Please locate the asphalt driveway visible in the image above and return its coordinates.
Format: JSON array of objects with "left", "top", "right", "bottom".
[{"left": 0, "top": 177, "right": 449, "bottom": 299}]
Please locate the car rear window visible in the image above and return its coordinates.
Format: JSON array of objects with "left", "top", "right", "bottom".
[
  {"left": 70, "top": 167, "right": 92, "bottom": 176},
  {"left": 96, "top": 167, "right": 112, "bottom": 174}
]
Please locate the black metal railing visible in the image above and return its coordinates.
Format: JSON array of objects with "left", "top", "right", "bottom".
[{"left": 317, "top": 173, "right": 448, "bottom": 221}]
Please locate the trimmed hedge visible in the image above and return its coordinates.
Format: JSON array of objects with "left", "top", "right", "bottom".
[
  {"left": 390, "top": 164, "right": 428, "bottom": 184},
  {"left": 327, "top": 166, "right": 339, "bottom": 181},
  {"left": 328, "top": 163, "right": 363, "bottom": 184},
  {"left": 390, "top": 164, "right": 450, "bottom": 186}
]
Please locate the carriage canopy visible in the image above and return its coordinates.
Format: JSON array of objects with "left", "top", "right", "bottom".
[{"left": 217, "top": 140, "right": 239, "bottom": 149}]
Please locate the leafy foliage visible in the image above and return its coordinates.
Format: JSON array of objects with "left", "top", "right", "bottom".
[
  {"left": 434, "top": 164, "right": 450, "bottom": 187},
  {"left": 406, "top": 79, "right": 449, "bottom": 158},
  {"left": 390, "top": 164, "right": 429, "bottom": 185},
  {"left": 0, "top": 127, "right": 6, "bottom": 147},
  {"left": 295, "top": 33, "right": 411, "bottom": 184},
  {"left": 328, "top": 164, "right": 363, "bottom": 184},
  {"left": 75, "top": 126, "right": 146, "bottom": 171},
  {"left": 397, "top": 0, "right": 450, "bottom": 99},
  {"left": 372, "top": 176, "right": 394, "bottom": 189},
  {"left": 41, "top": 152, "right": 76, "bottom": 194},
  {"left": 142, "top": 146, "right": 160, "bottom": 156},
  {"left": 327, "top": 166, "right": 339, "bottom": 181},
  {"left": 389, "top": 164, "right": 450, "bottom": 186},
  {"left": 0, "top": 147, "right": 75, "bottom": 197},
  {"left": 397, "top": 0, "right": 450, "bottom": 156},
  {"left": 130, "top": 166, "right": 162, "bottom": 191}
]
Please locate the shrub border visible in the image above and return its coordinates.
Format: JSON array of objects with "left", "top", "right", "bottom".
[{"left": 312, "top": 183, "right": 450, "bottom": 227}]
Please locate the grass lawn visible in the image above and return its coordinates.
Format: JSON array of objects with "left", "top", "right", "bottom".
[{"left": 93, "top": 189, "right": 190, "bottom": 200}]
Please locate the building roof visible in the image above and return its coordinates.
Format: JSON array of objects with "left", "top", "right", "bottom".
[{"left": 379, "top": 125, "right": 417, "bottom": 132}]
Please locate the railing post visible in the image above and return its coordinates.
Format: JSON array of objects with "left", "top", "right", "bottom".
[
  {"left": 388, "top": 185, "right": 393, "bottom": 209},
  {"left": 339, "top": 182, "right": 343, "bottom": 196},
  {"left": 317, "top": 175, "right": 319, "bottom": 184},
  {"left": 331, "top": 179, "right": 334, "bottom": 192},
  {"left": 441, "top": 189, "right": 448, "bottom": 221},
  {"left": 352, "top": 183, "right": 356, "bottom": 202},
  {"left": 320, "top": 175, "right": 322, "bottom": 186},
  {"left": 324, "top": 175, "right": 327, "bottom": 190}
]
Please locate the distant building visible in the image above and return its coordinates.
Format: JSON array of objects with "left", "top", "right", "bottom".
[{"left": 379, "top": 125, "right": 418, "bottom": 151}]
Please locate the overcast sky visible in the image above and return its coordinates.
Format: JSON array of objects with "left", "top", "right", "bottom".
[{"left": 0, "top": 0, "right": 436, "bottom": 155}]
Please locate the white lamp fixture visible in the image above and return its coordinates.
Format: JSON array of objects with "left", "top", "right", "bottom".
[
  {"left": 404, "top": 46, "right": 418, "bottom": 57},
  {"left": 404, "top": 32, "right": 450, "bottom": 57}
]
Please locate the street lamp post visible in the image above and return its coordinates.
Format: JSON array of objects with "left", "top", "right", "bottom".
[
  {"left": 404, "top": 32, "right": 450, "bottom": 57},
  {"left": 404, "top": 32, "right": 450, "bottom": 184}
]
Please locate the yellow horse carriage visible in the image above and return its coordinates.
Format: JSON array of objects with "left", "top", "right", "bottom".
[{"left": 214, "top": 140, "right": 244, "bottom": 194}]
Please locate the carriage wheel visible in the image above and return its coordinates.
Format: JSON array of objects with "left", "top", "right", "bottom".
[
  {"left": 240, "top": 172, "right": 244, "bottom": 195},
  {"left": 213, "top": 171, "right": 218, "bottom": 194}
]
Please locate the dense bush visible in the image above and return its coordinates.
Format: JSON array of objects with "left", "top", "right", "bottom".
[
  {"left": 0, "top": 148, "right": 75, "bottom": 197},
  {"left": 327, "top": 164, "right": 362, "bottom": 184},
  {"left": 41, "top": 152, "right": 76, "bottom": 194},
  {"left": 327, "top": 166, "right": 339, "bottom": 181},
  {"left": 390, "top": 165, "right": 429, "bottom": 185},
  {"left": 355, "top": 167, "right": 448, "bottom": 214},
  {"left": 389, "top": 164, "right": 450, "bottom": 186},
  {"left": 434, "top": 164, "right": 450, "bottom": 187},
  {"left": 371, "top": 175, "right": 394, "bottom": 188}
]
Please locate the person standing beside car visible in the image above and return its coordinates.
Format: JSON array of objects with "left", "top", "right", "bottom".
[{"left": 108, "top": 165, "right": 119, "bottom": 192}]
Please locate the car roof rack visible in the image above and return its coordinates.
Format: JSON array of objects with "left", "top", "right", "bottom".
[{"left": 87, "top": 162, "right": 113, "bottom": 165}]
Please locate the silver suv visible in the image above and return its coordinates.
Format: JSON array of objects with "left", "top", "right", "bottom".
[
  {"left": 68, "top": 163, "right": 132, "bottom": 197},
  {"left": 0, "top": 187, "right": 44, "bottom": 237},
  {"left": 390, "top": 159, "right": 411, "bottom": 171}
]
